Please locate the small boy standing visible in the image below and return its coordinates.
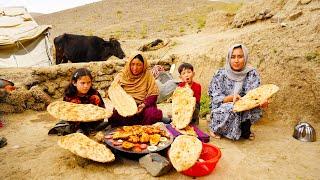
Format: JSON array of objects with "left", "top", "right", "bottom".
[{"left": 178, "top": 63, "right": 201, "bottom": 125}]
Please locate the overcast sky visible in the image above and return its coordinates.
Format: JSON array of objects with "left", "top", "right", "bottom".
[{"left": 0, "top": 0, "right": 101, "bottom": 14}]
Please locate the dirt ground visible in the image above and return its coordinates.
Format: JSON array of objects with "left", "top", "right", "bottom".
[{"left": 0, "top": 106, "right": 319, "bottom": 180}]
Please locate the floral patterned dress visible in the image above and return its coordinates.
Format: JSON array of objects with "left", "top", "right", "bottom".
[{"left": 208, "top": 68, "right": 262, "bottom": 140}]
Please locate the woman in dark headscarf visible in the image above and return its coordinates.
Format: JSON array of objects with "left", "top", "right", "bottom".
[{"left": 208, "top": 44, "right": 268, "bottom": 140}]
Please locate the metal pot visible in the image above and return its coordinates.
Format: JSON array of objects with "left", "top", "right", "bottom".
[{"left": 293, "top": 122, "right": 316, "bottom": 142}]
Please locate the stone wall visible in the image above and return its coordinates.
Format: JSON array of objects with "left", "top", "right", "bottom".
[{"left": 0, "top": 58, "right": 173, "bottom": 113}]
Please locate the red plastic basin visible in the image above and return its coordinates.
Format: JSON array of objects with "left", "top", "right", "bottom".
[{"left": 182, "top": 143, "right": 221, "bottom": 177}]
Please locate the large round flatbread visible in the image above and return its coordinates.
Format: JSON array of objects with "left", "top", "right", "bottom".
[
  {"left": 108, "top": 82, "right": 138, "bottom": 117},
  {"left": 169, "top": 135, "right": 202, "bottom": 172},
  {"left": 233, "top": 84, "right": 279, "bottom": 112},
  {"left": 171, "top": 86, "right": 196, "bottom": 129},
  {"left": 58, "top": 133, "right": 115, "bottom": 163},
  {"left": 47, "top": 101, "right": 113, "bottom": 122}
]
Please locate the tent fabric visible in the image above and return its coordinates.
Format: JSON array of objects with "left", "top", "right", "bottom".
[
  {"left": 0, "top": 7, "right": 52, "bottom": 68},
  {"left": 0, "top": 16, "right": 23, "bottom": 27},
  {"left": 1, "top": 7, "right": 26, "bottom": 16},
  {"left": 0, "top": 25, "right": 51, "bottom": 46},
  {"left": 0, "top": 35, "right": 52, "bottom": 67},
  {"left": 155, "top": 72, "right": 178, "bottom": 103}
]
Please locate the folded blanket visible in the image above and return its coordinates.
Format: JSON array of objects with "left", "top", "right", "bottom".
[{"left": 165, "top": 124, "right": 210, "bottom": 143}]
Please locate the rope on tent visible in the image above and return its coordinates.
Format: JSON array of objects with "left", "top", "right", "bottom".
[
  {"left": 17, "top": 40, "right": 31, "bottom": 55},
  {"left": 12, "top": 43, "right": 20, "bottom": 67},
  {"left": 12, "top": 54, "right": 18, "bottom": 67},
  {"left": 15, "top": 40, "right": 51, "bottom": 67},
  {"left": 44, "top": 34, "right": 53, "bottom": 65}
]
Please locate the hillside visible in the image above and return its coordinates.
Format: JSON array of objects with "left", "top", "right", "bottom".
[{"left": 35, "top": 0, "right": 242, "bottom": 40}]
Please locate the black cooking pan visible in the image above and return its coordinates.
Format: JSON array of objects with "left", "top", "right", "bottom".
[{"left": 104, "top": 125, "right": 174, "bottom": 159}]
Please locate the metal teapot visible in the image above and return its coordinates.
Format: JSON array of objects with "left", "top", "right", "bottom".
[{"left": 293, "top": 122, "right": 316, "bottom": 142}]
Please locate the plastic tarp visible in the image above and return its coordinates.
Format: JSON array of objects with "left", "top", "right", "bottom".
[
  {"left": 0, "top": 7, "right": 52, "bottom": 68},
  {"left": 156, "top": 72, "right": 178, "bottom": 103}
]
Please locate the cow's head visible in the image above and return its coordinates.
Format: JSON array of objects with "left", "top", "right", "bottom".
[{"left": 105, "top": 38, "right": 125, "bottom": 59}]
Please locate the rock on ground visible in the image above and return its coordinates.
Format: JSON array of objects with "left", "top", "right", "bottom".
[{"left": 139, "top": 153, "right": 172, "bottom": 177}]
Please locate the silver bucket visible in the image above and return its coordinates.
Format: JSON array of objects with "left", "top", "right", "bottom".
[{"left": 293, "top": 122, "right": 316, "bottom": 142}]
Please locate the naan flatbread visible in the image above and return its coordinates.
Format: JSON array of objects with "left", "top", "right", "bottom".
[
  {"left": 169, "top": 135, "right": 202, "bottom": 172},
  {"left": 47, "top": 101, "right": 113, "bottom": 122},
  {"left": 233, "top": 84, "right": 279, "bottom": 112},
  {"left": 177, "top": 125, "right": 197, "bottom": 136},
  {"left": 58, "top": 133, "right": 115, "bottom": 163},
  {"left": 172, "top": 86, "right": 196, "bottom": 129},
  {"left": 108, "top": 83, "right": 138, "bottom": 117}
]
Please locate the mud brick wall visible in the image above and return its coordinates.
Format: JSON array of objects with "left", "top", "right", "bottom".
[{"left": 0, "top": 58, "right": 173, "bottom": 113}]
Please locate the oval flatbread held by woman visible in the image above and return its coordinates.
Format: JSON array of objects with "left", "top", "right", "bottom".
[
  {"left": 233, "top": 84, "right": 279, "bottom": 112},
  {"left": 108, "top": 82, "right": 138, "bottom": 117}
]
